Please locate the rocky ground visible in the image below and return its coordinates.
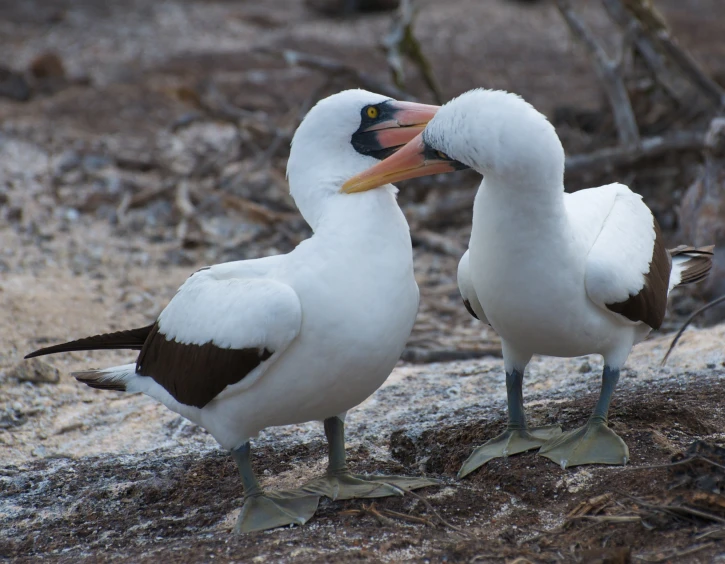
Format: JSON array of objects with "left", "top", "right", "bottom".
[{"left": 2, "top": 0, "right": 725, "bottom": 562}]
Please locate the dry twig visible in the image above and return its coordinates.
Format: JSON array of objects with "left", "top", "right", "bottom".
[
  {"left": 620, "top": 453, "right": 725, "bottom": 473},
  {"left": 661, "top": 295, "right": 725, "bottom": 365},
  {"left": 565, "top": 129, "right": 704, "bottom": 178},
  {"left": 383, "top": 0, "right": 443, "bottom": 104},
  {"left": 601, "top": 0, "right": 694, "bottom": 105},
  {"left": 222, "top": 193, "right": 297, "bottom": 225},
  {"left": 556, "top": 0, "right": 640, "bottom": 147},
  {"left": 406, "top": 490, "right": 470, "bottom": 538},
  {"left": 635, "top": 542, "right": 714, "bottom": 563},
  {"left": 621, "top": 0, "right": 725, "bottom": 109}
]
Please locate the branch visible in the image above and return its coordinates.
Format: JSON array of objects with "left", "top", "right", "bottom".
[
  {"left": 655, "top": 30, "right": 725, "bottom": 110},
  {"left": 556, "top": 0, "right": 640, "bottom": 147},
  {"left": 383, "top": 0, "right": 444, "bottom": 104},
  {"left": 603, "top": 0, "right": 725, "bottom": 110},
  {"left": 601, "top": 0, "right": 690, "bottom": 104},
  {"left": 565, "top": 129, "right": 705, "bottom": 177}
]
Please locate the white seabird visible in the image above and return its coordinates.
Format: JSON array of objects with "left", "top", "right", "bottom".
[
  {"left": 341, "top": 88, "right": 714, "bottom": 476},
  {"left": 26, "top": 89, "right": 440, "bottom": 532}
]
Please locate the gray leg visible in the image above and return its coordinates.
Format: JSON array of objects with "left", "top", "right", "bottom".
[
  {"left": 539, "top": 366, "right": 629, "bottom": 468},
  {"left": 592, "top": 366, "right": 620, "bottom": 423},
  {"left": 458, "top": 369, "right": 562, "bottom": 479},
  {"left": 232, "top": 442, "right": 320, "bottom": 534},
  {"left": 301, "top": 416, "right": 439, "bottom": 500},
  {"left": 325, "top": 415, "right": 350, "bottom": 475},
  {"left": 506, "top": 368, "right": 527, "bottom": 430}
]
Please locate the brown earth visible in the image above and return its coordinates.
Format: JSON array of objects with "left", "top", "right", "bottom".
[{"left": 2, "top": 0, "right": 725, "bottom": 562}]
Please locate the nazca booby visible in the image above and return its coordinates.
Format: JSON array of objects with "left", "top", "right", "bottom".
[
  {"left": 342, "top": 88, "right": 714, "bottom": 475},
  {"left": 26, "top": 89, "right": 440, "bottom": 532}
]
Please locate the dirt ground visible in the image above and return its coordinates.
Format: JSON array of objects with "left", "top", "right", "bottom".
[{"left": 2, "top": 0, "right": 725, "bottom": 562}]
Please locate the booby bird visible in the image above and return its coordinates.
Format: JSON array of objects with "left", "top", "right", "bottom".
[
  {"left": 25, "top": 89, "right": 440, "bottom": 532},
  {"left": 341, "top": 88, "right": 714, "bottom": 475}
]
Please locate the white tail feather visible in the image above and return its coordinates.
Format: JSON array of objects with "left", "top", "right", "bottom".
[
  {"left": 73, "top": 363, "right": 137, "bottom": 392},
  {"left": 667, "top": 245, "right": 714, "bottom": 292}
]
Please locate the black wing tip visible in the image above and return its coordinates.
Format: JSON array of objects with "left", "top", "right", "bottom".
[
  {"left": 462, "top": 299, "right": 480, "bottom": 320},
  {"left": 23, "top": 325, "right": 154, "bottom": 360}
]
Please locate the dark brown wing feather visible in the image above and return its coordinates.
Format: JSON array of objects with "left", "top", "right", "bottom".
[
  {"left": 668, "top": 245, "right": 715, "bottom": 285},
  {"left": 25, "top": 325, "right": 155, "bottom": 359},
  {"left": 136, "top": 323, "right": 273, "bottom": 409},
  {"left": 606, "top": 220, "right": 671, "bottom": 329}
]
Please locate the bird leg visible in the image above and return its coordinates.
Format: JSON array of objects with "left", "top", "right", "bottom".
[
  {"left": 539, "top": 366, "right": 629, "bottom": 468},
  {"left": 458, "top": 369, "right": 563, "bottom": 479},
  {"left": 232, "top": 442, "right": 320, "bottom": 534},
  {"left": 300, "top": 416, "right": 440, "bottom": 500}
]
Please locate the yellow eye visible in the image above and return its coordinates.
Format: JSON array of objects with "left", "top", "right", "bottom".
[
  {"left": 436, "top": 150, "right": 449, "bottom": 160},
  {"left": 366, "top": 106, "right": 379, "bottom": 119}
]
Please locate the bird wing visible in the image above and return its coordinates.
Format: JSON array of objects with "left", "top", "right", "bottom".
[
  {"left": 577, "top": 183, "right": 671, "bottom": 330},
  {"left": 457, "top": 250, "right": 489, "bottom": 324},
  {"left": 135, "top": 258, "right": 302, "bottom": 409}
]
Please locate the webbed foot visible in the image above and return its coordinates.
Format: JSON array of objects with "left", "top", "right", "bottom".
[
  {"left": 538, "top": 420, "right": 628, "bottom": 469},
  {"left": 301, "top": 471, "right": 439, "bottom": 500},
  {"left": 234, "top": 491, "right": 320, "bottom": 534},
  {"left": 458, "top": 426, "right": 562, "bottom": 478}
]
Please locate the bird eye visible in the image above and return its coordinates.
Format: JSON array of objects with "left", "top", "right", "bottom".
[
  {"left": 436, "top": 150, "right": 449, "bottom": 160},
  {"left": 366, "top": 106, "right": 379, "bottom": 119}
]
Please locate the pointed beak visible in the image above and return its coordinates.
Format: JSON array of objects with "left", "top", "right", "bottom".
[
  {"left": 354, "top": 101, "right": 440, "bottom": 153},
  {"left": 342, "top": 132, "right": 461, "bottom": 193}
]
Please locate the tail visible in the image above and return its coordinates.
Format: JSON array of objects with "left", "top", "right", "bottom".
[
  {"left": 74, "top": 364, "right": 138, "bottom": 392},
  {"left": 25, "top": 325, "right": 154, "bottom": 359},
  {"left": 668, "top": 245, "right": 715, "bottom": 291}
]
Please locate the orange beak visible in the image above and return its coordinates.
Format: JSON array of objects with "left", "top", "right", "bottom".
[{"left": 342, "top": 132, "right": 462, "bottom": 193}]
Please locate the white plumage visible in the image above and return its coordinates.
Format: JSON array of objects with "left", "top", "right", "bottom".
[
  {"left": 27, "top": 89, "right": 441, "bottom": 532},
  {"left": 342, "top": 88, "right": 713, "bottom": 474}
]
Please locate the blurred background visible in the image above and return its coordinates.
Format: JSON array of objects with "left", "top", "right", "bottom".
[{"left": 1, "top": 0, "right": 724, "bottom": 363}]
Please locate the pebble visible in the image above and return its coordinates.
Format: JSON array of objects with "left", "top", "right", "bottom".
[{"left": 9, "top": 358, "right": 60, "bottom": 384}]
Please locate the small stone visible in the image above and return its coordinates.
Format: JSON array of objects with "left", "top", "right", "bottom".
[
  {"left": 54, "top": 150, "right": 81, "bottom": 174},
  {"left": 9, "top": 358, "right": 60, "bottom": 384},
  {"left": 29, "top": 52, "right": 65, "bottom": 79},
  {"left": 0, "top": 66, "right": 31, "bottom": 102},
  {"left": 578, "top": 361, "right": 592, "bottom": 373}
]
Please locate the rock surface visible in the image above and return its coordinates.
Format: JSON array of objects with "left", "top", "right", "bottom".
[
  {"left": 6, "top": 357, "right": 60, "bottom": 384},
  {"left": 2, "top": 311, "right": 725, "bottom": 561}
]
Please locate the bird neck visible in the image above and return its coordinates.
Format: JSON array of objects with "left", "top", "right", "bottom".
[
  {"left": 474, "top": 174, "right": 568, "bottom": 240},
  {"left": 314, "top": 187, "right": 409, "bottom": 241}
]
